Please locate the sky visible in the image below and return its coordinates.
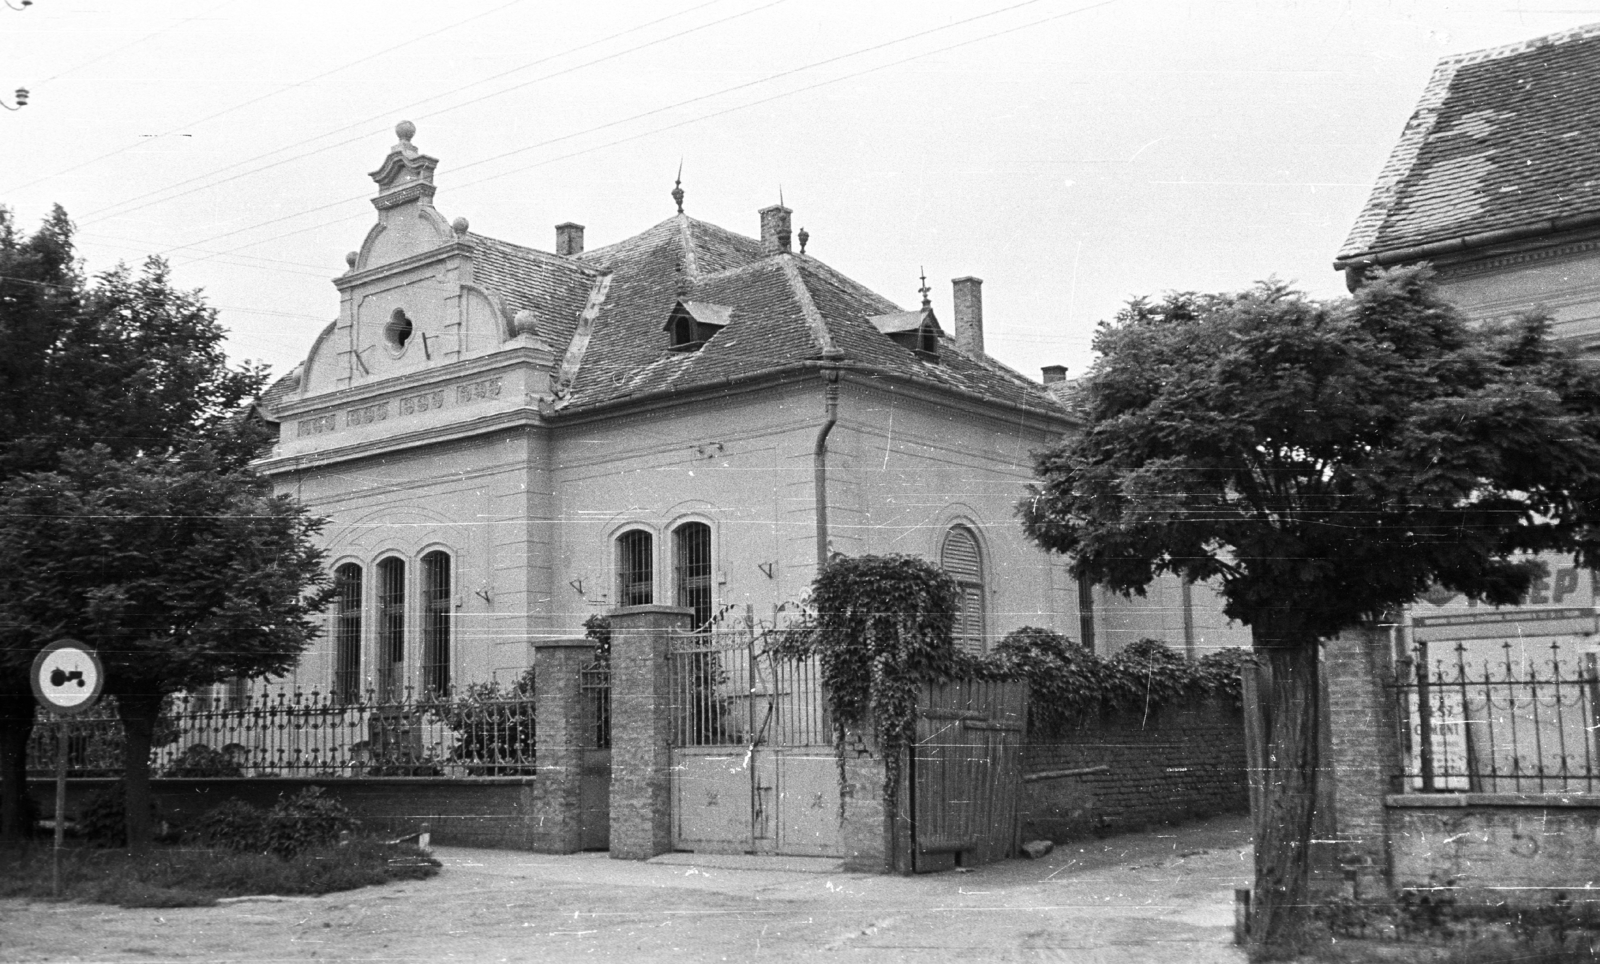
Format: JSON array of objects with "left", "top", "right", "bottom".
[{"left": 2, "top": 0, "right": 1599, "bottom": 387}]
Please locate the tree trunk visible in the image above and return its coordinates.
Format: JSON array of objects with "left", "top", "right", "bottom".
[
  {"left": 1249, "top": 629, "right": 1321, "bottom": 950},
  {"left": 0, "top": 693, "right": 36, "bottom": 846},
  {"left": 117, "top": 691, "right": 162, "bottom": 852}
]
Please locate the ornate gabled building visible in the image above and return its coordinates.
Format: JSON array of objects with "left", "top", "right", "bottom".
[{"left": 253, "top": 121, "right": 1147, "bottom": 698}]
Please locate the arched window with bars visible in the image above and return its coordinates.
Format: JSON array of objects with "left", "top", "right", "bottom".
[
  {"left": 941, "top": 525, "right": 986, "bottom": 655},
  {"left": 333, "top": 563, "right": 363, "bottom": 703},
  {"left": 616, "top": 529, "right": 654, "bottom": 607},
  {"left": 674, "top": 522, "right": 713, "bottom": 633},
  {"left": 376, "top": 557, "right": 406, "bottom": 700},
  {"left": 421, "top": 551, "right": 452, "bottom": 696}
]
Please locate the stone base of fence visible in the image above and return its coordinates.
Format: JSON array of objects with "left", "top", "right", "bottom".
[
  {"left": 1385, "top": 794, "right": 1600, "bottom": 906},
  {"left": 25, "top": 776, "right": 587, "bottom": 852}
]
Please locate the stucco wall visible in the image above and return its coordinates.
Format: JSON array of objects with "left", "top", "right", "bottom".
[{"left": 1388, "top": 796, "right": 1600, "bottom": 904}]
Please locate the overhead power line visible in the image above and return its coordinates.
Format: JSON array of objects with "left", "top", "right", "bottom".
[
  {"left": 159, "top": 0, "right": 1105, "bottom": 265},
  {"left": 67, "top": 0, "right": 754, "bottom": 225},
  {"left": 6, "top": 0, "right": 531, "bottom": 196}
]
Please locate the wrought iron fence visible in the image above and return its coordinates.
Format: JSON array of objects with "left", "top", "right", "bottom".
[
  {"left": 25, "top": 687, "right": 538, "bottom": 779},
  {"left": 1394, "top": 639, "right": 1600, "bottom": 794},
  {"left": 581, "top": 660, "right": 611, "bottom": 749},
  {"left": 667, "top": 628, "right": 828, "bottom": 749}
]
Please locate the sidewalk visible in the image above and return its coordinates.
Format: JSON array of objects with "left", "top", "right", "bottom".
[{"left": 0, "top": 814, "right": 1251, "bottom": 963}]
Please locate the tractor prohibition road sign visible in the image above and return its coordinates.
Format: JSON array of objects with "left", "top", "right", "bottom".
[{"left": 30, "top": 640, "right": 105, "bottom": 715}]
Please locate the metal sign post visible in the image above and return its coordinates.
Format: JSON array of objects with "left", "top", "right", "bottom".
[{"left": 29, "top": 640, "right": 105, "bottom": 898}]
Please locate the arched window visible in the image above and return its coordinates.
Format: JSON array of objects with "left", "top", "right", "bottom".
[
  {"left": 616, "top": 530, "right": 654, "bottom": 606},
  {"left": 674, "top": 522, "right": 713, "bottom": 632},
  {"left": 941, "top": 526, "right": 986, "bottom": 655},
  {"left": 421, "top": 551, "right": 452, "bottom": 696},
  {"left": 376, "top": 557, "right": 406, "bottom": 700},
  {"left": 333, "top": 563, "right": 363, "bottom": 703}
]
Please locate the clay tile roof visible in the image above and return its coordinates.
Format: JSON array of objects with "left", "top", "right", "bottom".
[
  {"left": 528, "top": 212, "right": 1067, "bottom": 416},
  {"left": 467, "top": 232, "right": 601, "bottom": 350},
  {"left": 1339, "top": 22, "right": 1600, "bottom": 264}
]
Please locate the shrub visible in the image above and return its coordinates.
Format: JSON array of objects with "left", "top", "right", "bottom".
[
  {"left": 263, "top": 786, "right": 358, "bottom": 857},
  {"left": 435, "top": 669, "right": 537, "bottom": 775},
  {"left": 76, "top": 783, "right": 154, "bottom": 846},
  {"left": 191, "top": 798, "right": 269, "bottom": 853},
  {"left": 161, "top": 743, "right": 243, "bottom": 778}
]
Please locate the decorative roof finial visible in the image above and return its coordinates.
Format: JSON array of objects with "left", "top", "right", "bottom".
[
  {"left": 779, "top": 185, "right": 785, "bottom": 208},
  {"left": 918, "top": 267, "right": 931, "bottom": 309},
  {"left": 797, "top": 226, "right": 809, "bottom": 254},
  {"left": 672, "top": 159, "right": 685, "bottom": 214}
]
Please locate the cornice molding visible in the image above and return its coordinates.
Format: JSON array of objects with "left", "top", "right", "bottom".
[
  {"left": 336, "top": 240, "right": 472, "bottom": 290},
  {"left": 1436, "top": 235, "right": 1600, "bottom": 279}
]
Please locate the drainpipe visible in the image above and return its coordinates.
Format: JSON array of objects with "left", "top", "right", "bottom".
[{"left": 814, "top": 351, "right": 845, "bottom": 571}]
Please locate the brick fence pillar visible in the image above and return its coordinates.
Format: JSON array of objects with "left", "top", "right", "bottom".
[
  {"left": 529, "top": 638, "right": 598, "bottom": 853},
  {"left": 607, "top": 605, "right": 692, "bottom": 860},
  {"left": 1323, "top": 623, "right": 1403, "bottom": 900}
]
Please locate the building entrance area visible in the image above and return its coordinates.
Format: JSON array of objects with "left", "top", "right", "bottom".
[{"left": 667, "top": 628, "right": 843, "bottom": 857}]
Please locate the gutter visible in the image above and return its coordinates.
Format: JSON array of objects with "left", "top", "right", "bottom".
[
  {"left": 814, "top": 349, "right": 845, "bottom": 571},
  {"left": 1334, "top": 211, "right": 1600, "bottom": 284}
]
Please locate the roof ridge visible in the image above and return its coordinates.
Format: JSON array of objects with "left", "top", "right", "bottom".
[
  {"left": 1436, "top": 20, "right": 1600, "bottom": 69},
  {"left": 778, "top": 258, "right": 836, "bottom": 356},
  {"left": 676, "top": 214, "right": 700, "bottom": 279},
  {"left": 554, "top": 273, "right": 613, "bottom": 401}
]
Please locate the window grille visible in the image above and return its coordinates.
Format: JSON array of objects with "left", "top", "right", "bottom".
[
  {"left": 616, "top": 530, "right": 654, "bottom": 606},
  {"left": 377, "top": 557, "right": 406, "bottom": 700},
  {"left": 422, "top": 551, "right": 451, "bottom": 696},
  {"left": 674, "top": 522, "right": 713, "bottom": 632},
  {"left": 941, "top": 526, "right": 986, "bottom": 654},
  {"left": 333, "top": 563, "right": 363, "bottom": 703}
]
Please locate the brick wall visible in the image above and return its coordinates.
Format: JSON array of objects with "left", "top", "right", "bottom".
[
  {"left": 27, "top": 776, "right": 567, "bottom": 850},
  {"left": 1021, "top": 698, "right": 1248, "bottom": 841}
]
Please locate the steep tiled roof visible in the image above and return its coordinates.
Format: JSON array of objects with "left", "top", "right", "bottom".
[
  {"left": 1340, "top": 22, "right": 1600, "bottom": 264},
  {"left": 468, "top": 233, "right": 600, "bottom": 350},
  {"left": 544, "top": 213, "right": 1066, "bottom": 416}
]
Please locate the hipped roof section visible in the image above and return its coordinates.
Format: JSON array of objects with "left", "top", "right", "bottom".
[
  {"left": 1339, "top": 22, "right": 1600, "bottom": 266},
  {"left": 498, "top": 211, "right": 1062, "bottom": 414}
]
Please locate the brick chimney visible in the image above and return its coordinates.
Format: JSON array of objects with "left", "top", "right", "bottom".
[
  {"left": 1041, "top": 364, "right": 1067, "bottom": 385},
  {"left": 952, "top": 276, "right": 984, "bottom": 355},
  {"left": 555, "top": 222, "right": 585, "bottom": 257},
  {"left": 759, "top": 204, "right": 792, "bottom": 254}
]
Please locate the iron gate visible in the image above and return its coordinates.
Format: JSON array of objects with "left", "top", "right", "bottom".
[{"left": 667, "top": 628, "right": 842, "bottom": 856}]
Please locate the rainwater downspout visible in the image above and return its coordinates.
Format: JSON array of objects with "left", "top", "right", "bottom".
[{"left": 813, "top": 352, "right": 844, "bottom": 571}]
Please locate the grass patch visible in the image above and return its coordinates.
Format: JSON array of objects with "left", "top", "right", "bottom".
[{"left": 0, "top": 839, "right": 439, "bottom": 907}]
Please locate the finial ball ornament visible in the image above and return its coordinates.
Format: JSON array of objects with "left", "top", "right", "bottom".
[
  {"left": 396, "top": 120, "right": 416, "bottom": 143},
  {"left": 345, "top": 251, "right": 358, "bottom": 269},
  {"left": 452, "top": 217, "right": 469, "bottom": 236}
]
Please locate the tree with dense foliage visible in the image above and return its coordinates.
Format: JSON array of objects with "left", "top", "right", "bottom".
[
  {"left": 1019, "top": 267, "right": 1600, "bottom": 948},
  {"left": 0, "top": 447, "right": 328, "bottom": 847},
  {"left": 0, "top": 206, "right": 309, "bottom": 847}
]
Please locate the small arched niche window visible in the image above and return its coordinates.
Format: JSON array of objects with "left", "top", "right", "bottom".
[
  {"left": 616, "top": 530, "right": 654, "bottom": 607},
  {"left": 376, "top": 557, "right": 406, "bottom": 700},
  {"left": 333, "top": 562, "right": 363, "bottom": 704},
  {"left": 674, "top": 522, "right": 713, "bottom": 633},
  {"left": 421, "top": 551, "right": 452, "bottom": 697},
  {"left": 941, "top": 525, "right": 986, "bottom": 655}
]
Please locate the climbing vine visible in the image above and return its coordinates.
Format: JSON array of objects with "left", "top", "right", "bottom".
[{"left": 774, "top": 554, "right": 973, "bottom": 822}]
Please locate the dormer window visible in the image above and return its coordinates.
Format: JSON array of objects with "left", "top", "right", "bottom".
[
  {"left": 869, "top": 307, "right": 943, "bottom": 362},
  {"left": 664, "top": 301, "right": 732, "bottom": 352}
]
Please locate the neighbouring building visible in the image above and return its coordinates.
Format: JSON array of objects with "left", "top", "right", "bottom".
[{"left": 1327, "top": 22, "right": 1600, "bottom": 903}]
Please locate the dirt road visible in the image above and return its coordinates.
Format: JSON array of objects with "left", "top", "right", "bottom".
[{"left": 1, "top": 815, "right": 1250, "bottom": 963}]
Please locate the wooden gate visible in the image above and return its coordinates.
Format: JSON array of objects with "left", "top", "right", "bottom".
[
  {"left": 668, "top": 628, "right": 842, "bottom": 857},
  {"left": 911, "top": 679, "right": 1028, "bottom": 872}
]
